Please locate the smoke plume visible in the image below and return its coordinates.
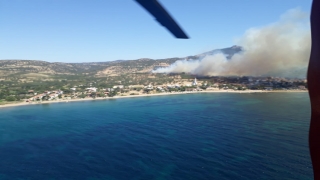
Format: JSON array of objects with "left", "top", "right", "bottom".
[{"left": 153, "top": 8, "right": 311, "bottom": 78}]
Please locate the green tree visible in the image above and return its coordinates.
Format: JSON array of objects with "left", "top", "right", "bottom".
[
  {"left": 5, "top": 96, "right": 16, "bottom": 101},
  {"left": 108, "top": 91, "right": 117, "bottom": 97},
  {"left": 91, "top": 92, "right": 96, "bottom": 98},
  {"left": 61, "top": 88, "right": 71, "bottom": 94},
  {"left": 0, "top": 93, "right": 5, "bottom": 99},
  {"left": 100, "top": 93, "right": 106, "bottom": 97},
  {"left": 79, "top": 94, "right": 86, "bottom": 98},
  {"left": 42, "top": 96, "right": 47, "bottom": 101},
  {"left": 200, "top": 85, "right": 207, "bottom": 90}
]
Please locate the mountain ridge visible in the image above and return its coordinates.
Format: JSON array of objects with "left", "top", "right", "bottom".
[{"left": 0, "top": 46, "right": 242, "bottom": 76}]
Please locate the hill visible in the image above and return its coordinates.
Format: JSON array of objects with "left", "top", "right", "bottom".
[
  {"left": 196, "top": 45, "right": 242, "bottom": 59},
  {"left": 0, "top": 46, "right": 242, "bottom": 77}
]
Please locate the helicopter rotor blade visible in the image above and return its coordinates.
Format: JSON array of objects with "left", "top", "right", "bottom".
[{"left": 135, "top": 0, "right": 189, "bottom": 39}]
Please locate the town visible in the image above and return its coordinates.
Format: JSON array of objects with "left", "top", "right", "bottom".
[{"left": 0, "top": 75, "right": 307, "bottom": 104}]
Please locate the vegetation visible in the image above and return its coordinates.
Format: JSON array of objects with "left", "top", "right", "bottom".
[
  {"left": 0, "top": 58, "right": 308, "bottom": 103},
  {"left": 5, "top": 96, "right": 16, "bottom": 101}
]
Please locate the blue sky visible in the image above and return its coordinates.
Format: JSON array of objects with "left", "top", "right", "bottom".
[{"left": 0, "top": 0, "right": 312, "bottom": 62}]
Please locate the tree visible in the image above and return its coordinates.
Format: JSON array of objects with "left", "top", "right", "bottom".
[
  {"left": 108, "top": 91, "right": 117, "bottom": 97},
  {"left": 78, "top": 94, "right": 86, "bottom": 98},
  {"left": 5, "top": 96, "right": 16, "bottom": 101},
  {"left": 0, "top": 93, "right": 5, "bottom": 99},
  {"left": 42, "top": 96, "right": 47, "bottom": 101},
  {"left": 58, "top": 94, "right": 62, "bottom": 99},
  {"left": 180, "top": 86, "right": 186, "bottom": 91},
  {"left": 144, "top": 88, "right": 151, "bottom": 94},
  {"left": 100, "top": 93, "right": 106, "bottom": 98},
  {"left": 61, "top": 88, "right": 71, "bottom": 94},
  {"left": 200, "top": 85, "right": 207, "bottom": 90}
]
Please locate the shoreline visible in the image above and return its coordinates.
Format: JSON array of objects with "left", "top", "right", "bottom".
[{"left": 0, "top": 90, "right": 308, "bottom": 109}]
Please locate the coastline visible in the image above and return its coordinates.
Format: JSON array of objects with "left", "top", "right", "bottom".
[{"left": 0, "top": 90, "right": 308, "bottom": 109}]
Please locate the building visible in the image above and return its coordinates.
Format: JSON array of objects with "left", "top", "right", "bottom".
[
  {"left": 192, "top": 78, "right": 197, "bottom": 86},
  {"left": 145, "top": 84, "right": 153, "bottom": 90},
  {"left": 86, "top": 87, "right": 97, "bottom": 92},
  {"left": 113, "top": 85, "right": 124, "bottom": 89},
  {"left": 48, "top": 94, "right": 58, "bottom": 100}
]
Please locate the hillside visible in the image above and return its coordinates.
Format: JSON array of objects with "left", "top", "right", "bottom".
[
  {"left": 196, "top": 45, "right": 242, "bottom": 59},
  {"left": 0, "top": 46, "right": 242, "bottom": 77}
]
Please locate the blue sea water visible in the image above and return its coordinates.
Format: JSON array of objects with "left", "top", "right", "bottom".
[{"left": 0, "top": 93, "right": 313, "bottom": 180}]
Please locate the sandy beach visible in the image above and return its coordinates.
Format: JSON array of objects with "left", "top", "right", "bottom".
[{"left": 0, "top": 90, "right": 308, "bottom": 109}]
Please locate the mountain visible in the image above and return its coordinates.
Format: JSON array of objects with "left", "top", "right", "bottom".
[
  {"left": 196, "top": 45, "right": 243, "bottom": 59},
  {"left": 0, "top": 46, "right": 242, "bottom": 76}
]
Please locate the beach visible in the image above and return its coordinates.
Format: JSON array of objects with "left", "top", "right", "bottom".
[{"left": 0, "top": 89, "right": 308, "bottom": 109}]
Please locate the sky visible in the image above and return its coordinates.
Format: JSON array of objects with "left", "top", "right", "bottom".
[{"left": 0, "top": 0, "right": 313, "bottom": 62}]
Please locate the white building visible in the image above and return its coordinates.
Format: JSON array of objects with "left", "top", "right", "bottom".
[
  {"left": 192, "top": 78, "right": 197, "bottom": 86},
  {"left": 86, "top": 87, "right": 97, "bottom": 92},
  {"left": 145, "top": 84, "right": 153, "bottom": 90},
  {"left": 113, "top": 85, "right": 124, "bottom": 89},
  {"left": 48, "top": 94, "right": 58, "bottom": 100}
]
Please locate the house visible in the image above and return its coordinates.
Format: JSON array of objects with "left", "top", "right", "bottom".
[
  {"left": 157, "top": 87, "right": 165, "bottom": 92},
  {"left": 44, "top": 91, "right": 51, "bottom": 95},
  {"left": 129, "top": 85, "right": 144, "bottom": 89},
  {"left": 86, "top": 87, "right": 97, "bottom": 92},
  {"left": 145, "top": 84, "right": 153, "bottom": 90},
  {"left": 57, "top": 90, "right": 63, "bottom": 95},
  {"left": 30, "top": 94, "right": 44, "bottom": 101},
  {"left": 48, "top": 94, "right": 58, "bottom": 100},
  {"left": 106, "top": 88, "right": 115, "bottom": 92},
  {"left": 70, "top": 88, "right": 76, "bottom": 91},
  {"left": 113, "top": 85, "right": 124, "bottom": 89}
]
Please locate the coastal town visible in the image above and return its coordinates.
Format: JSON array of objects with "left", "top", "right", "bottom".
[
  {"left": 0, "top": 47, "right": 308, "bottom": 106},
  {"left": 0, "top": 75, "right": 307, "bottom": 106}
]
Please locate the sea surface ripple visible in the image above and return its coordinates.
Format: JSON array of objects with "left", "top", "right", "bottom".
[{"left": 0, "top": 93, "right": 312, "bottom": 180}]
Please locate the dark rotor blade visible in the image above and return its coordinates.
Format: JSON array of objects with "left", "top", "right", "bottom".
[{"left": 135, "top": 0, "right": 189, "bottom": 39}]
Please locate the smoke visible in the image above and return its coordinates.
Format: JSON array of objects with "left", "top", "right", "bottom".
[{"left": 153, "top": 8, "right": 311, "bottom": 78}]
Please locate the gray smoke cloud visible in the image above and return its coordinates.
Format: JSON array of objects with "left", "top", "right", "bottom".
[{"left": 153, "top": 8, "right": 311, "bottom": 78}]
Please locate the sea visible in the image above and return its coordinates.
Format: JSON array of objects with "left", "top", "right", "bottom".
[{"left": 0, "top": 93, "right": 313, "bottom": 180}]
